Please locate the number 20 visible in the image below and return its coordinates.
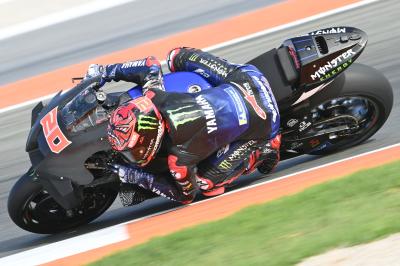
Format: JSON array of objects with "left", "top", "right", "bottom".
[{"left": 40, "top": 107, "right": 72, "bottom": 154}]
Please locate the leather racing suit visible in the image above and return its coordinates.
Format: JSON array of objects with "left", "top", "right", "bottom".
[{"left": 100, "top": 48, "right": 281, "bottom": 203}]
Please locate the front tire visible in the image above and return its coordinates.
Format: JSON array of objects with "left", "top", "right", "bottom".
[{"left": 8, "top": 169, "right": 118, "bottom": 234}]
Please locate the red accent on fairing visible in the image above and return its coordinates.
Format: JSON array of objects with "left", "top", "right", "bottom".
[
  {"left": 288, "top": 47, "right": 301, "bottom": 70},
  {"left": 168, "top": 155, "right": 187, "bottom": 180},
  {"left": 167, "top": 48, "right": 181, "bottom": 72},
  {"left": 145, "top": 56, "right": 161, "bottom": 67},
  {"left": 202, "top": 186, "right": 225, "bottom": 197},
  {"left": 40, "top": 106, "right": 72, "bottom": 154},
  {"left": 270, "top": 134, "right": 282, "bottom": 150}
]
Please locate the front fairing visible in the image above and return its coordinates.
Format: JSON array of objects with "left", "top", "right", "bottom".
[{"left": 26, "top": 77, "right": 112, "bottom": 185}]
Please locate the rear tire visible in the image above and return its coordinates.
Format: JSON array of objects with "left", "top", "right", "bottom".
[{"left": 307, "top": 64, "right": 393, "bottom": 154}]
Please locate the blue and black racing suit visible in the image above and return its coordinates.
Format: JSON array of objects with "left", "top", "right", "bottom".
[{"left": 101, "top": 48, "right": 281, "bottom": 203}]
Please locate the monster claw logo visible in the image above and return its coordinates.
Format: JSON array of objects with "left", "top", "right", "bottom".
[
  {"left": 189, "top": 53, "right": 200, "bottom": 61},
  {"left": 166, "top": 106, "right": 202, "bottom": 128},
  {"left": 218, "top": 160, "right": 232, "bottom": 170},
  {"left": 137, "top": 115, "right": 158, "bottom": 131}
]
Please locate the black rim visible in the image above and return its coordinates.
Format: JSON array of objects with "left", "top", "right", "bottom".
[
  {"left": 21, "top": 186, "right": 116, "bottom": 231},
  {"left": 308, "top": 96, "right": 380, "bottom": 149}
]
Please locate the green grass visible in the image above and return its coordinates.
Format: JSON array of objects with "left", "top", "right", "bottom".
[{"left": 91, "top": 160, "right": 400, "bottom": 266}]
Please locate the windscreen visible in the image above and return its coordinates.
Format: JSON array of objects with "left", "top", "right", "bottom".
[{"left": 61, "top": 87, "right": 108, "bottom": 133}]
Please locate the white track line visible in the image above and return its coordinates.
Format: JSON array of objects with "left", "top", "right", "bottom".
[
  {"left": 0, "top": 225, "right": 129, "bottom": 266},
  {"left": 0, "top": 0, "right": 380, "bottom": 115},
  {"left": 0, "top": 0, "right": 139, "bottom": 41},
  {"left": 1, "top": 142, "right": 398, "bottom": 266}
]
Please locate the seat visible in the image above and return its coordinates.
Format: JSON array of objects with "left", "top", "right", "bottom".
[{"left": 246, "top": 47, "right": 299, "bottom": 111}]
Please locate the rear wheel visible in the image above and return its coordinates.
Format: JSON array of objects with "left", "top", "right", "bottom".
[
  {"left": 8, "top": 169, "right": 118, "bottom": 234},
  {"left": 307, "top": 64, "right": 393, "bottom": 154},
  {"left": 308, "top": 96, "right": 383, "bottom": 154}
]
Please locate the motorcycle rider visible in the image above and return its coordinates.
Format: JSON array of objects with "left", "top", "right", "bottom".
[{"left": 87, "top": 48, "right": 281, "bottom": 204}]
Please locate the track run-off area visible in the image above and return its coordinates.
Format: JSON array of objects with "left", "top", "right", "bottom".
[{"left": 0, "top": 0, "right": 399, "bottom": 264}]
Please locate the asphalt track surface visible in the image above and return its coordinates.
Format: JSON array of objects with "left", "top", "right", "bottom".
[
  {"left": 0, "top": 0, "right": 281, "bottom": 86},
  {"left": 0, "top": 0, "right": 399, "bottom": 259}
]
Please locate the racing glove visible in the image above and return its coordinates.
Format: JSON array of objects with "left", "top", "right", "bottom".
[
  {"left": 109, "top": 163, "right": 194, "bottom": 203},
  {"left": 84, "top": 64, "right": 105, "bottom": 81}
]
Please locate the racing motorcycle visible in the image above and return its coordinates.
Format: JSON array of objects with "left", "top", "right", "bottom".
[{"left": 8, "top": 27, "right": 393, "bottom": 234}]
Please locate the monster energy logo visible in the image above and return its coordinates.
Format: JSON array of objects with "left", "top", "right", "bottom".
[
  {"left": 137, "top": 115, "right": 158, "bottom": 131},
  {"left": 218, "top": 160, "right": 232, "bottom": 170},
  {"left": 189, "top": 53, "right": 199, "bottom": 62},
  {"left": 166, "top": 106, "right": 202, "bottom": 128}
]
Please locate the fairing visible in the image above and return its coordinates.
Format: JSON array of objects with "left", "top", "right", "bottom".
[{"left": 282, "top": 26, "right": 367, "bottom": 88}]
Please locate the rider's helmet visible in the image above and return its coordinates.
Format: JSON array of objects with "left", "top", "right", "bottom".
[{"left": 107, "top": 96, "right": 165, "bottom": 167}]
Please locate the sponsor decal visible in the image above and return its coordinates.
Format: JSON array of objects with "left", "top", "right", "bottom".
[
  {"left": 254, "top": 76, "right": 278, "bottom": 122},
  {"left": 231, "top": 81, "right": 267, "bottom": 120},
  {"left": 151, "top": 187, "right": 171, "bottom": 200},
  {"left": 218, "top": 160, "right": 232, "bottom": 170},
  {"left": 311, "top": 49, "right": 356, "bottom": 81},
  {"left": 189, "top": 53, "right": 200, "bottom": 62},
  {"left": 309, "top": 138, "right": 320, "bottom": 148},
  {"left": 309, "top": 27, "right": 346, "bottom": 35},
  {"left": 290, "top": 142, "right": 303, "bottom": 150},
  {"left": 195, "top": 95, "right": 218, "bottom": 134},
  {"left": 166, "top": 106, "right": 202, "bottom": 128},
  {"left": 194, "top": 68, "right": 210, "bottom": 78},
  {"left": 218, "top": 140, "right": 257, "bottom": 170},
  {"left": 216, "top": 144, "right": 230, "bottom": 158},
  {"left": 298, "top": 121, "right": 312, "bottom": 132},
  {"left": 142, "top": 120, "right": 164, "bottom": 160},
  {"left": 287, "top": 118, "right": 298, "bottom": 128},
  {"left": 224, "top": 87, "right": 248, "bottom": 126},
  {"left": 40, "top": 107, "right": 72, "bottom": 154},
  {"left": 132, "top": 97, "right": 153, "bottom": 113},
  {"left": 137, "top": 115, "right": 158, "bottom": 131},
  {"left": 199, "top": 58, "right": 229, "bottom": 78},
  {"left": 319, "top": 59, "right": 352, "bottom": 81},
  {"left": 292, "top": 80, "right": 334, "bottom": 106},
  {"left": 228, "top": 140, "right": 257, "bottom": 160},
  {"left": 121, "top": 59, "right": 145, "bottom": 68}
]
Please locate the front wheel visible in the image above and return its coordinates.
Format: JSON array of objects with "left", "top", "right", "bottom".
[{"left": 7, "top": 169, "right": 118, "bottom": 234}]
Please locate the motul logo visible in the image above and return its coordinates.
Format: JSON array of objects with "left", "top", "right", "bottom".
[{"left": 40, "top": 107, "right": 72, "bottom": 154}]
